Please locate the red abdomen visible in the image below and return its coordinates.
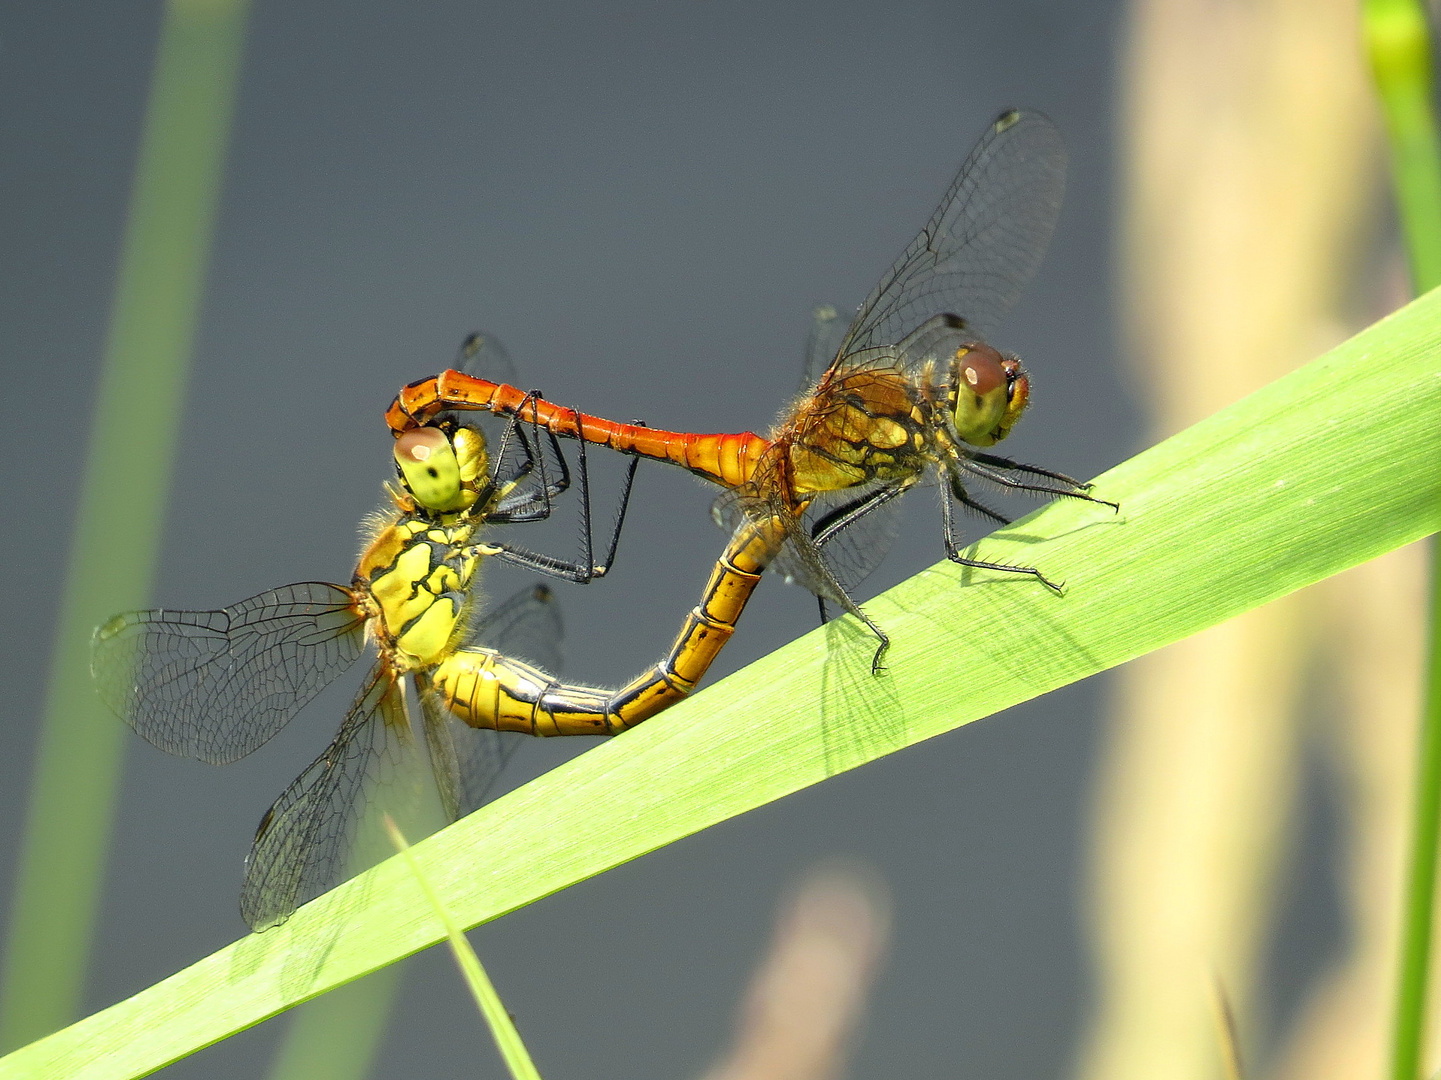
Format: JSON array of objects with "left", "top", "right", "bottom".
[{"left": 388, "top": 370, "right": 769, "bottom": 489}]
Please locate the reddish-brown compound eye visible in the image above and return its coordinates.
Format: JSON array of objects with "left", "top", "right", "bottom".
[
  {"left": 958, "top": 344, "right": 1007, "bottom": 397},
  {"left": 395, "top": 427, "right": 449, "bottom": 464},
  {"left": 951, "top": 343, "right": 1011, "bottom": 446},
  {"left": 394, "top": 427, "right": 466, "bottom": 511}
]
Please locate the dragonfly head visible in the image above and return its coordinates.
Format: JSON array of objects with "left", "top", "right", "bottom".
[
  {"left": 393, "top": 425, "right": 488, "bottom": 513},
  {"left": 949, "top": 343, "right": 1029, "bottom": 447}
]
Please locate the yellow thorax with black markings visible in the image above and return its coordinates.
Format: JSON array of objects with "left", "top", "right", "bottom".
[{"left": 355, "top": 425, "right": 492, "bottom": 671}]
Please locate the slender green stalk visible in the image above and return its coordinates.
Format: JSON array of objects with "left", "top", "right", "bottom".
[
  {"left": 1367, "top": 0, "right": 1441, "bottom": 293},
  {"left": 385, "top": 818, "right": 543, "bottom": 1080},
  {"left": 0, "top": 0, "right": 250, "bottom": 1051},
  {"left": 262, "top": 971, "right": 403, "bottom": 1080},
  {"left": 1365, "top": 3, "right": 1441, "bottom": 1078},
  {"left": 1, "top": 280, "right": 1439, "bottom": 1080}
]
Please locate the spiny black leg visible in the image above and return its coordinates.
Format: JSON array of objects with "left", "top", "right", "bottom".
[
  {"left": 947, "top": 471, "right": 1011, "bottom": 527},
  {"left": 809, "top": 482, "right": 908, "bottom": 549},
  {"left": 867, "top": 626, "right": 891, "bottom": 675},
  {"left": 537, "top": 427, "right": 572, "bottom": 498},
  {"left": 966, "top": 451, "right": 1090, "bottom": 489},
  {"left": 573, "top": 428, "right": 596, "bottom": 581},
  {"left": 591, "top": 449, "right": 639, "bottom": 577},
  {"left": 959, "top": 458, "right": 1119, "bottom": 512},
  {"left": 800, "top": 545, "right": 890, "bottom": 673},
  {"left": 478, "top": 543, "right": 602, "bottom": 583},
  {"left": 941, "top": 476, "right": 1062, "bottom": 592}
]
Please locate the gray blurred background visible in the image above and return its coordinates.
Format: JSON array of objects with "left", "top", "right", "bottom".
[{"left": 0, "top": 2, "right": 1344, "bottom": 1077}]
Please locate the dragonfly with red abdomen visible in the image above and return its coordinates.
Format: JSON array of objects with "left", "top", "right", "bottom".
[{"left": 389, "top": 108, "right": 1115, "bottom": 672}]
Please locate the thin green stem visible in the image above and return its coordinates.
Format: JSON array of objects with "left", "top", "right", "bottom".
[
  {"left": 0, "top": 0, "right": 250, "bottom": 1051},
  {"left": 385, "top": 818, "right": 543, "bottom": 1080},
  {"left": 1396, "top": 560, "right": 1441, "bottom": 1080},
  {"left": 1365, "top": 2, "right": 1441, "bottom": 1077},
  {"left": 1367, "top": 0, "right": 1441, "bottom": 293}
]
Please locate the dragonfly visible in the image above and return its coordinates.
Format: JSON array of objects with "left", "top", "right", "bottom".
[
  {"left": 388, "top": 108, "right": 1113, "bottom": 675},
  {"left": 92, "top": 335, "right": 642, "bottom": 930}
]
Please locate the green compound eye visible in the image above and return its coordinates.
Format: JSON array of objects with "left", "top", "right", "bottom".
[{"left": 395, "top": 428, "right": 467, "bottom": 511}]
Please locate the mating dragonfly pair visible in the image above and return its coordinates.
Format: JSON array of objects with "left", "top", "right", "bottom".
[{"left": 93, "top": 108, "right": 1113, "bottom": 930}]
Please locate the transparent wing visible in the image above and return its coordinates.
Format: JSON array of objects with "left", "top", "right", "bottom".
[
  {"left": 424, "top": 583, "right": 567, "bottom": 821},
  {"left": 418, "top": 679, "right": 515, "bottom": 823},
  {"left": 711, "top": 480, "right": 902, "bottom": 606},
  {"left": 836, "top": 109, "right": 1066, "bottom": 364},
  {"left": 90, "top": 582, "right": 367, "bottom": 765},
  {"left": 240, "top": 665, "right": 425, "bottom": 930},
  {"left": 454, "top": 329, "right": 518, "bottom": 383},
  {"left": 470, "top": 582, "right": 564, "bottom": 674},
  {"left": 800, "top": 304, "right": 847, "bottom": 392}
]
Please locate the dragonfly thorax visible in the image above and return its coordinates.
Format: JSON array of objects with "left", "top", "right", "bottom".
[
  {"left": 785, "top": 368, "right": 931, "bottom": 495},
  {"left": 355, "top": 515, "right": 480, "bottom": 671}
]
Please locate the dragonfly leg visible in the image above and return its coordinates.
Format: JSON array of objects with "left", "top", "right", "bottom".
[
  {"left": 943, "top": 468, "right": 1011, "bottom": 526},
  {"left": 551, "top": 419, "right": 639, "bottom": 579},
  {"left": 806, "top": 482, "right": 911, "bottom": 650},
  {"left": 941, "top": 475, "right": 1062, "bottom": 593},
  {"left": 491, "top": 395, "right": 573, "bottom": 520},
  {"left": 475, "top": 427, "right": 639, "bottom": 582},
  {"left": 965, "top": 450, "right": 1091, "bottom": 489},
  {"left": 798, "top": 541, "right": 891, "bottom": 674},
  {"left": 592, "top": 446, "right": 640, "bottom": 577},
  {"left": 808, "top": 482, "right": 909, "bottom": 549},
  {"left": 959, "top": 452, "right": 1119, "bottom": 511},
  {"left": 476, "top": 542, "right": 610, "bottom": 583}
]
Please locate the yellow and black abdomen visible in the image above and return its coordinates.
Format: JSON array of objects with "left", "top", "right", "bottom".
[
  {"left": 433, "top": 516, "right": 781, "bottom": 737},
  {"left": 356, "top": 518, "right": 479, "bottom": 670}
]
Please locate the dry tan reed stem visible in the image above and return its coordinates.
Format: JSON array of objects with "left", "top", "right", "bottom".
[{"left": 1079, "top": 0, "right": 1412, "bottom": 1077}]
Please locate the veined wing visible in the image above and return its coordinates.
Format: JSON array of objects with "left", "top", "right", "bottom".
[
  {"left": 714, "top": 478, "right": 905, "bottom": 605},
  {"left": 471, "top": 582, "right": 564, "bottom": 674},
  {"left": 423, "top": 583, "right": 566, "bottom": 821},
  {"left": 835, "top": 109, "right": 1066, "bottom": 366},
  {"left": 454, "top": 329, "right": 519, "bottom": 384},
  {"left": 241, "top": 664, "right": 427, "bottom": 930},
  {"left": 800, "top": 303, "right": 847, "bottom": 392},
  {"left": 91, "top": 582, "right": 366, "bottom": 765}
]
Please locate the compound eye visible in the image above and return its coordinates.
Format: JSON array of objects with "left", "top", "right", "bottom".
[
  {"left": 394, "top": 428, "right": 466, "bottom": 511},
  {"left": 961, "top": 349, "right": 1006, "bottom": 396},
  {"left": 951, "top": 344, "right": 1010, "bottom": 445}
]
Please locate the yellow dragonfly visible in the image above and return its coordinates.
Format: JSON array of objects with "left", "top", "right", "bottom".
[{"left": 93, "top": 334, "right": 638, "bottom": 929}]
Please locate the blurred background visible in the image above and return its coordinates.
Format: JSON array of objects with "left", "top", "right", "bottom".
[{"left": 0, "top": 0, "right": 1424, "bottom": 1077}]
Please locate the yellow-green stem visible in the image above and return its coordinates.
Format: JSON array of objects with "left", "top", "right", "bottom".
[
  {"left": 0, "top": 0, "right": 250, "bottom": 1050},
  {"left": 1365, "top": 1, "right": 1441, "bottom": 1077},
  {"left": 384, "top": 818, "right": 543, "bottom": 1080}
]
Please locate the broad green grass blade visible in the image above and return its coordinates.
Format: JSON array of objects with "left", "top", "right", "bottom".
[
  {"left": 1365, "top": 3, "right": 1441, "bottom": 1078},
  {"left": 385, "top": 818, "right": 543, "bottom": 1080},
  {"left": 3, "top": 287, "right": 1440, "bottom": 1079},
  {"left": 0, "top": 0, "right": 250, "bottom": 1052}
]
